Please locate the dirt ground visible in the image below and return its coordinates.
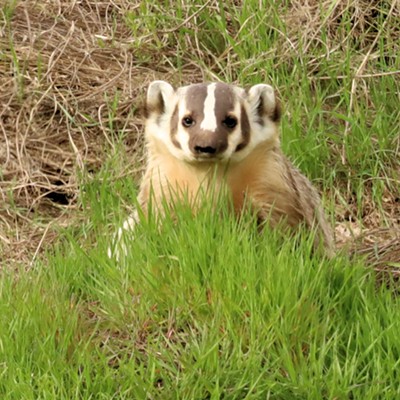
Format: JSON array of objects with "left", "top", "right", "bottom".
[{"left": 1, "top": 1, "right": 399, "bottom": 272}]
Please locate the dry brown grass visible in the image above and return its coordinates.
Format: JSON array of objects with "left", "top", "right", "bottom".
[
  {"left": 1, "top": 1, "right": 157, "bottom": 266},
  {"left": 1, "top": 0, "right": 399, "bottom": 270}
]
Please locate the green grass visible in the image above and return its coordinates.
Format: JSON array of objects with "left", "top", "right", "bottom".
[
  {"left": 2, "top": 0, "right": 400, "bottom": 398},
  {"left": 1, "top": 179, "right": 400, "bottom": 399}
]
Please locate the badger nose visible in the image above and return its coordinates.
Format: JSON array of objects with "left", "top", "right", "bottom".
[
  {"left": 194, "top": 145, "right": 217, "bottom": 154},
  {"left": 190, "top": 131, "right": 228, "bottom": 157}
]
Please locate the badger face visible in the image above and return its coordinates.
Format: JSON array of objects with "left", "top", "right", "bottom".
[{"left": 145, "top": 81, "right": 280, "bottom": 163}]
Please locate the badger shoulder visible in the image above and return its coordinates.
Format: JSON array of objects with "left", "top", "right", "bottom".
[{"left": 225, "top": 144, "right": 334, "bottom": 254}]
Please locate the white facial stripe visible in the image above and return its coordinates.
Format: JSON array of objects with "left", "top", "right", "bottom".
[
  {"left": 176, "top": 99, "right": 193, "bottom": 157},
  {"left": 200, "top": 83, "right": 217, "bottom": 132}
]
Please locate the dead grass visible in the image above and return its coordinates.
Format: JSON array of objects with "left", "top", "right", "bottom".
[
  {"left": 0, "top": 1, "right": 158, "bottom": 267},
  {"left": 1, "top": 0, "right": 399, "bottom": 270}
]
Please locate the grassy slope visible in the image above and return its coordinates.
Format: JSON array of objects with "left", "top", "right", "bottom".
[{"left": 1, "top": 0, "right": 400, "bottom": 399}]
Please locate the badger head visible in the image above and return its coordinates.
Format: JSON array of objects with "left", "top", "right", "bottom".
[{"left": 144, "top": 81, "right": 280, "bottom": 163}]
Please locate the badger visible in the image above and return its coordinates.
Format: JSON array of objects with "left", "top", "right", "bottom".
[{"left": 108, "top": 81, "right": 335, "bottom": 259}]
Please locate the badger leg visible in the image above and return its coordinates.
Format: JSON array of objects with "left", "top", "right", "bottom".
[{"left": 107, "top": 209, "right": 139, "bottom": 261}]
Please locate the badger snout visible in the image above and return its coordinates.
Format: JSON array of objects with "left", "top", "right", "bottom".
[{"left": 189, "top": 131, "right": 228, "bottom": 158}]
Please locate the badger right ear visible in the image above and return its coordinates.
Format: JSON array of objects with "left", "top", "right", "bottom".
[
  {"left": 247, "top": 84, "right": 281, "bottom": 123},
  {"left": 145, "top": 81, "right": 175, "bottom": 117}
]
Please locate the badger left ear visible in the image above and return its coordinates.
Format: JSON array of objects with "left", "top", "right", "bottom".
[
  {"left": 247, "top": 84, "right": 281, "bottom": 123},
  {"left": 145, "top": 80, "right": 175, "bottom": 118}
]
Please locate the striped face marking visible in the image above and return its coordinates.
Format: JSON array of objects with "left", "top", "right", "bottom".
[
  {"left": 200, "top": 83, "right": 217, "bottom": 131},
  {"left": 178, "top": 83, "right": 239, "bottom": 158},
  {"left": 145, "top": 80, "right": 280, "bottom": 163}
]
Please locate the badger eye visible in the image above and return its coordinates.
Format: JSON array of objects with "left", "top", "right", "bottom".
[
  {"left": 182, "top": 116, "right": 194, "bottom": 127},
  {"left": 222, "top": 116, "right": 237, "bottom": 129}
]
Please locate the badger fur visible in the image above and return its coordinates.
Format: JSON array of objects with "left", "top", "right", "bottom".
[{"left": 109, "top": 81, "right": 335, "bottom": 258}]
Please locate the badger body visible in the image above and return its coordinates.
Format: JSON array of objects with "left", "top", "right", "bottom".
[{"left": 122, "top": 81, "right": 334, "bottom": 256}]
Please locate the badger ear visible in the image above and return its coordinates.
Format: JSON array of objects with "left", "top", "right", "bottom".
[
  {"left": 247, "top": 84, "right": 281, "bottom": 123},
  {"left": 145, "top": 81, "right": 175, "bottom": 117}
]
